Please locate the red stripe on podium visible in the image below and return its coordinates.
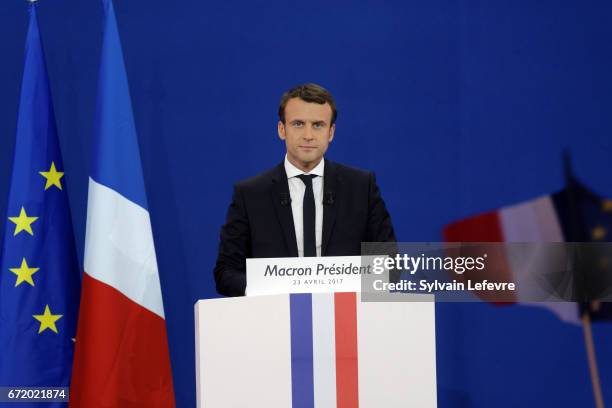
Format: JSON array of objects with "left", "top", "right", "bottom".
[
  {"left": 334, "top": 292, "right": 359, "bottom": 408},
  {"left": 70, "top": 273, "right": 174, "bottom": 408}
]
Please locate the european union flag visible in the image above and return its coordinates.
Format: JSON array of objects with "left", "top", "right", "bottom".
[{"left": 0, "top": 4, "right": 80, "bottom": 404}]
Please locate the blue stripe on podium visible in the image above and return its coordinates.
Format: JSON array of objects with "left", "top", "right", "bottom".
[{"left": 290, "top": 294, "right": 315, "bottom": 408}]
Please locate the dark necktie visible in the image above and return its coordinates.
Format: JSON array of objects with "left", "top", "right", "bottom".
[{"left": 297, "top": 174, "right": 317, "bottom": 257}]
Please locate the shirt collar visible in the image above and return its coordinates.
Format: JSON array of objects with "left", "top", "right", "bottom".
[{"left": 284, "top": 155, "right": 325, "bottom": 179}]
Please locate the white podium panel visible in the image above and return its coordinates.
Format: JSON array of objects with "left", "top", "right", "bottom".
[{"left": 195, "top": 293, "right": 436, "bottom": 407}]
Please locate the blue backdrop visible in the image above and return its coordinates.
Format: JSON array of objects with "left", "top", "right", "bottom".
[{"left": 1, "top": 0, "right": 612, "bottom": 406}]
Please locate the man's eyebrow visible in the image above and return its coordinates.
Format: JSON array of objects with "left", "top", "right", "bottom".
[{"left": 288, "top": 118, "right": 328, "bottom": 125}]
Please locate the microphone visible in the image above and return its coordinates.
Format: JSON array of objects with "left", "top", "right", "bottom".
[
  {"left": 323, "top": 192, "right": 335, "bottom": 206},
  {"left": 280, "top": 193, "right": 291, "bottom": 206}
]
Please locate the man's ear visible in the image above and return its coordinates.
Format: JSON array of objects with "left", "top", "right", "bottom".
[
  {"left": 278, "top": 121, "right": 286, "bottom": 140},
  {"left": 328, "top": 123, "right": 335, "bottom": 143}
]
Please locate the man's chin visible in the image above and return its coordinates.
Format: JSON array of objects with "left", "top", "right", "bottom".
[
  {"left": 291, "top": 154, "right": 322, "bottom": 169},
  {"left": 299, "top": 155, "right": 322, "bottom": 165}
]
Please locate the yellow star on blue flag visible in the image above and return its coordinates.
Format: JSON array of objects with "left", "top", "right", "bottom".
[
  {"left": 8, "top": 207, "right": 38, "bottom": 236},
  {"left": 33, "top": 305, "right": 63, "bottom": 334},
  {"left": 39, "top": 161, "right": 64, "bottom": 190},
  {"left": 9, "top": 258, "right": 39, "bottom": 287}
]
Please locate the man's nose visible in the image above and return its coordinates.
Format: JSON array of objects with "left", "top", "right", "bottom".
[{"left": 303, "top": 125, "right": 314, "bottom": 140}]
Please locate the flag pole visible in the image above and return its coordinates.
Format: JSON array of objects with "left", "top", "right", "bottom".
[
  {"left": 581, "top": 311, "right": 605, "bottom": 408},
  {"left": 563, "top": 149, "right": 605, "bottom": 408}
]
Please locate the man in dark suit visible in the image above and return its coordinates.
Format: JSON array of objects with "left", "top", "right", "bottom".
[{"left": 214, "top": 83, "right": 396, "bottom": 296}]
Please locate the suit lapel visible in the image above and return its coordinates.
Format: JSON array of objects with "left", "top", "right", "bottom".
[
  {"left": 270, "top": 163, "right": 299, "bottom": 257},
  {"left": 322, "top": 159, "right": 338, "bottom": 255}
]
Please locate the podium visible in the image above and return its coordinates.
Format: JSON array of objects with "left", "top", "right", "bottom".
[{"left": 195, "top": 292, "right": 437, "bottom": 407}]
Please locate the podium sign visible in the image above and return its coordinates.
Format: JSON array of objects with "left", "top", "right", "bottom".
[
  {"left": 195, "top": 292, "right": 437, "bottom": 407},
  {"left": 246, "top": 256, "right": 374, "bottom": 296}
]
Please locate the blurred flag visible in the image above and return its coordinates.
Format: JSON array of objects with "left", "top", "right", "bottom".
[
  {"left": 443, "top": 178, "right": 612, "bottom": 323},
  {"left": 0, "top": 3, "right": 80, "bottom": 403},
  {"left": 69, "top": 0, "right": 175, "bottom": 406}
]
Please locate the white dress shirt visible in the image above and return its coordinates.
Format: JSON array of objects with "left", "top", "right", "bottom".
[{"left": 284, "top": 155, "right": 324, "bottom": 257}]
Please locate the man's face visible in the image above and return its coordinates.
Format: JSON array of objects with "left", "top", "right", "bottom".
[{"left": 278, "top": 98, "right": 335, "bottom": 172}]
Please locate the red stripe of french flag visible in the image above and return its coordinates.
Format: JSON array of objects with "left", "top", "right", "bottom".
[
  {"left": 334, "top": 293, "right": 359, "bottom": 408},
  {"left": 71, "top": 276, "right": 174, "bottom": 406}
]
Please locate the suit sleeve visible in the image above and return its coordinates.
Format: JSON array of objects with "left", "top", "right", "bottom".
[
  {"left": 366, "top": 172, "right": 396, "bottom": 242},
  {"left": 213, "top": 184, "right": 250, "bottom": 296},
  {"left": 366, "top": 172, "right": 400, "bottom": 282}
]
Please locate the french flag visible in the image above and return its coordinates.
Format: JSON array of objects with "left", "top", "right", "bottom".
[
  {"left": 195, "top": 292, "right": 437, "bottom": 407},
  {"left": 69, "top": 0, "right": 175, "bottom": 406},
  {"left": 443, "top": 181, "right": 612, "bottom": 324}
]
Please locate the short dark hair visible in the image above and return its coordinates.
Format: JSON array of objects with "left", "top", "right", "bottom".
[{"left": 278, "top": 83, "right": 337, "bottom": 125}]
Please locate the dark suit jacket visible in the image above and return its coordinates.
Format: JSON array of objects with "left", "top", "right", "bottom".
[{"left": 214, "top": 159, "right": 396, "bottom": 296}]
